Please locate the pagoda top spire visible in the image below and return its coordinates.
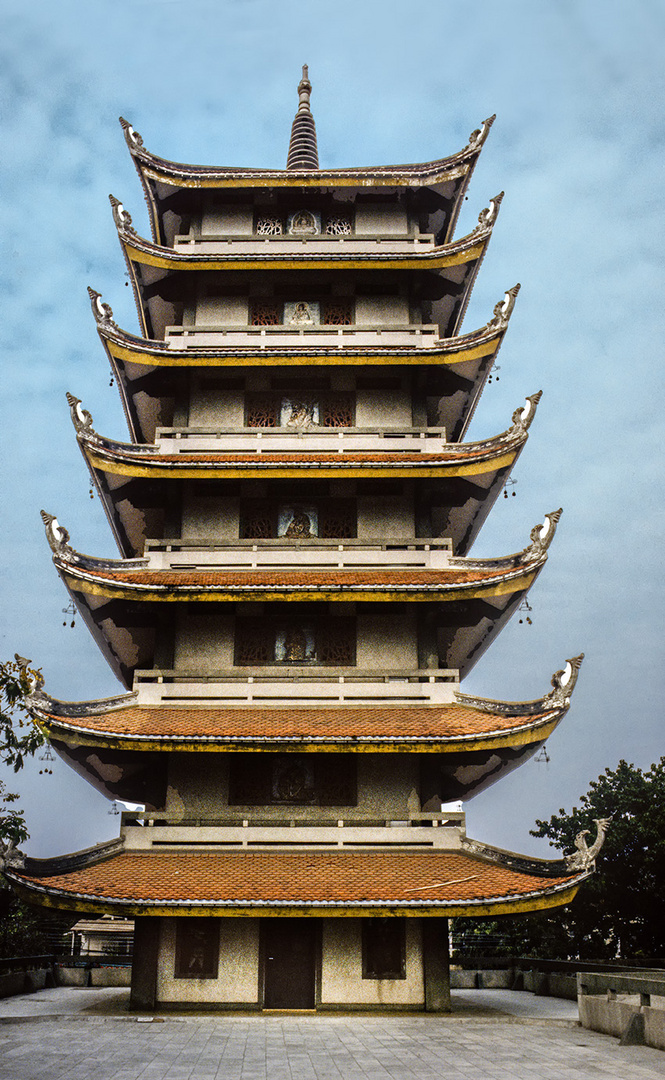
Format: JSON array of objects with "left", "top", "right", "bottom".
[{"left": 286, "top": 65, "right": 319, "bottom": 171}]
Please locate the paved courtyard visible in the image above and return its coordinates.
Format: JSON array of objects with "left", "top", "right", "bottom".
[{"left": 0, "top": 988, "right": 664, "bottom": 1079}]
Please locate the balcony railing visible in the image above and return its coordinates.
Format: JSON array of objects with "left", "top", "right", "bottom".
[
  {"left": 155, "top": 426, "right": 447, "bottom": 454},
  {"left": 143, "top": 538, "right": 453, "bottom": 571},
  {"left": 164, "top": 323, "right": 439, "bottom": 349},
  {"left": 173, "top": 233, "right": 436, "bottom": 256},
  {"left": 121, "top": 811, "right": 467, "bottom": 851},
  {"left": 133, "top": 667, "right": 459, "bottom": 706}
]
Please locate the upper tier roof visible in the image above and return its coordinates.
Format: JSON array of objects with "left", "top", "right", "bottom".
[
  {"left": 119, "top": 112, "right": 495, "bottom": 248},
  {"left": 110, "top": 192, "right": 502, "bottom": 343}
]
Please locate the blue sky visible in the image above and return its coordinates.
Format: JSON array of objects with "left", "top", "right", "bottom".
[{"left": 1, "top": 0, "right": 663, "bottom": 858}]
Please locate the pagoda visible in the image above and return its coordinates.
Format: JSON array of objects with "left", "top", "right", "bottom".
[{"left": 6, "top": 69, "right": 600, "bottom": 1012}]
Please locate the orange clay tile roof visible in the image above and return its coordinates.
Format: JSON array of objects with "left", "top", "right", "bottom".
[
  {"left": 65, "top": 567, "right": 516, "bottom": 587},
  {"left": 40, "top": 704, "right": 557, "bottom": 742},
  {"left": 91, "top": 450, "right": 512, "bottom": 466},
  {"left": 13, "top": 850, "right": 578, "bottom": 907}
]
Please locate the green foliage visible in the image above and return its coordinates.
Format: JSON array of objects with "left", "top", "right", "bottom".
[
  {"left": 530, "top": 758, "right": 665, "bottom": 958},
  {"left": 0, "top": 892, "right": 51, "bottom": 958},
  {"left": 0, "top": 659, "right": 44, "bottom": 773},
  {"left": 453, "top": 759, "right": 665, "bottom": 961}
]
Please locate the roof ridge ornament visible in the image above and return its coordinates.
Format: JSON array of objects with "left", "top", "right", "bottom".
[
  {"left": 565, "top": 817, "right": 611, "bottom": 872},
  {"left": 119, "top": 116, "right": 143, "bottom": 152},
  {"left": 66, "top": 393, "right": 95, "bottom": 436},
  {"left": 40, "top": 511, "right": 72, "bottom": 558},
  {"left": 286, "top": 65, "right": 319, "bottom": 171},
  {"left": 468, "top": 115, "right": 496, "bottom": 150},
  {"left": 109, "top": 194, "right": 135, "bottom": 235},
  {"left": 87, "top": 287, "right": 116, "bottom": 328},
  {"left": 474, "top": 191, "right": 504, "bottom": 234},
  {"left": 487, "top": 284, "right": 521, "bottom": 331},
  {"left": 547, "top": 654, "right": 585, "bottom": 707},
  {"left": 510, "top": 391, "right": 543, "bottom": 435},
  {"left": 526, "top": 508, "right": 563, "bottom": 560}
]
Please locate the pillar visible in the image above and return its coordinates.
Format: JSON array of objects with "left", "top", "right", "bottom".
[
  {"left": 423, "top": 917, "right": 451, "bottom": 1013},
  {"left": 130, "top": 915, "right": 160, "bottom": 1010}
]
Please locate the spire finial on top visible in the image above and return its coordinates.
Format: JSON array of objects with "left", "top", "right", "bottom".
[{"left": 287, "top": 65, "right": 319, "bottom": 170}]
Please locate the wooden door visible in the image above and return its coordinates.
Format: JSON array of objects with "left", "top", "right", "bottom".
[{"left": 263, "top": 919, "right": 316, "bottom": 1009}]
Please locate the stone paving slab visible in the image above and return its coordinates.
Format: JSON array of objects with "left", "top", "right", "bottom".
[{"left": 0, "top": 990, "right": 663, "bottom": 1079}]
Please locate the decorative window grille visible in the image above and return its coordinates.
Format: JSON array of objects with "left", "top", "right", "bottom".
[
  {"left": 322, "top": 299, "right": 353, "bottom": 325},
  {"left": 362, "top": 919, "right": 406, "bottom": 979},
  {"left": 245, "top": 394, "right": 279, "bottom": 427},
  {"left": 288, "top": 210, "right": 320, "bottom": 235},
  {"left": 235, "top": 619, "right": 355, "bottom": 667},
  {"left": 320, "top": 393, "right": 354, "bottom": 427},
  {"left": 229, "top": 753, "right": 357, "bottom": 807},
  {"left": 240, "top": 500, "right": 356, "bottom": 540},
  {"left": 255, "top": 216, "right": 283, "bottom": 235},
  {"left": 325, "top": 215, "right": 352, "bottom": 236},
  {"left": 250, "top": 301, "right": 281, "bottom": 326}
]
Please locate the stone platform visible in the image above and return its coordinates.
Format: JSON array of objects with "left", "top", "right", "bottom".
[{"left": 0, "top": 988, "right": 664, "bottom": 1079}]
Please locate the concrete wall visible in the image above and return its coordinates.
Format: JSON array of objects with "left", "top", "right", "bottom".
[
  {"left": 173, "top": 612, "right": 234, "bottom": 671},
  {"left": 165, "top": 752, "right": 419, "bottom": 819},
  {"left": 356, "top": 612, "right": 417, "bottom": 668},
  {"left": 181, "top": 494, "right": 239, "bottom": 540},
  {"left": 355, "top": 204, "right": 408, "bottom": 236},
  {"left": 156, "top": 918, "right": 259, "bottom": 1005},
  {"left": 321, "top": 919, "right": 424, "bottom": 1007},
  {"left": 188, "top": 384, "right": 244, "bottom": 428},
  {"left": 354, "top": 296, "right": 410, "bottom": 327},
  {"left": 201, "top": 204, "right": 253, "bottom": 236},
  {"left": 356, "top": 495, "right": 414, "bottom": 539},
  {"left": 355, "top": 385, "right": 412, "bottom": 426},
  {"left": 195, "top": 294, "right": 249, "bottom": 326}
]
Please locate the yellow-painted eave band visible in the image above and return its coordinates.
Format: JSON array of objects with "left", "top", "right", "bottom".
[
  {"left": 141, "top": 163, "right": 471, "bottom": 191},
  {"left": 122, "top": 238, "right": 486, "bottom": 272},
  {"left": 61, "top": 569, "right": 538, "bottom": 605},
  {"left": 105, "top": 335, "right": 500, "bottom": 369},
  {"left": 85, "top": 449, "right": 518, "bottom": 482}
]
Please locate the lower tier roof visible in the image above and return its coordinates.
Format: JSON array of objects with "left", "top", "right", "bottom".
[{"left": 6, "top": 846, "right": 587, "bottom": 918}]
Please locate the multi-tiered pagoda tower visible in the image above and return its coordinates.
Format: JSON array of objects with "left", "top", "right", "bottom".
[{"left": 8, "top": 71, "right": 597, "bottom": 1012}]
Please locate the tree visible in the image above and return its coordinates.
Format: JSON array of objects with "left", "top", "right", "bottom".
[
  {"left": 0, "top": 657, "right": 47, "bottom": 850},
  {"left": 452, "top": 759, "right": 665, "bottom": 961},
  {"left": 530, "top": 758, "right": 665, "bottom": 958}
]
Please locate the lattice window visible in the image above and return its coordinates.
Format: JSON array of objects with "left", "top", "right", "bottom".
[
  {"left": 362, "top": 919, "right": 406, "bottom": 980},
  {"left": 321, "top": 393, "right": 354, "bottom": 427},
  {"left": 319, "top": 502, "right": 356, "bottom": 539},
  {"left": 317, "top": 622, "right": 355, "bottom": 666},
  {"left": 240, "top": 508, "right": 274, "bottom": 539},
  {"left": 325, "top": 215, "right": 353, "bottom": 236},
  {"left": 235, "top": 619, "right": 355, "bottom": 667},
  {"left": 250, "top": 301, "right": 281, "bottom": 326},
  {"left": 228, "top": 754, "right": 357, "bottom": 807},
  {"left": 175, "top": 920, "right": 220, "bottom": 980},
  {"left": 246, "top": 394, "right": 279, "bottom": 427},
  {"left": 322, "top": 299, "right": 353, "bottom": 325},
  {"left": 255, "top": 216, "right": 283, "bottom": 236}
]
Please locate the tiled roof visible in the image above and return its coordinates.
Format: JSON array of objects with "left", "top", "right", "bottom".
[
  {"left": 12, "top": 850, "right": 580, "bottom": 910},
  {"left": 87, "top": 448, "right": 517, "bottom": 468},
  {"left": 38, "top": 703, "right": 559, "bottom": 743},
  {"left": 64, "top": 566, "right": 517, "bottom": 588}
]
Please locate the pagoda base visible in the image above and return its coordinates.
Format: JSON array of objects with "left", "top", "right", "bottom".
[{"left": 129, "top": 915, "right": 451, "bottom": 1013}]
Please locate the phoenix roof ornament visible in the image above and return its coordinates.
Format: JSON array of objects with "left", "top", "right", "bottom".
[
  {"left": 109, "top": 194, "right": 135, "bottom": 234},
  {"left": 66, "top": 393, "right": 95, "bottom": 435},
  {"left": 468, "top": 114, "right": 496, "bottom": 150},
  {"left": 40, "top": 511, "right": 72, "bottom": 557},
  {"left": 526, "top": 509, "right": 563, "bottom": 559},
  {"left": 510, "top": 391, "right": 543, "bottom": 435},
  {"left": 565, "top": 818, "right": 611, "bottom": 871},
  {"left": 474, "top": 192, "right": 504, "bottom": 234},
  {"left": 487, "top": 284, "right": 521, "bottom": 331},
  {"left": 87, "top": 287, "right": 116, "bottom": 328},
  {"left": 548, "top": 655, "right": 585, "bottom": 707},
  {"left": 119, "top": 116, "right": 144, "bottom": 152}
]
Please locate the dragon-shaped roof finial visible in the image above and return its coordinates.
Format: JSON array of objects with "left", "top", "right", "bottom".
[
  {"left": 468, "top": 114, "right": 496, "bottom": 150},
  {"left": 109, "top": 194, "right": 135, "bottom": 234},
  {"left": 510, "top": 391, "right": 543, "bottom": 436},
  {"left": 66, "top": 393, "right": 95, "bottom": 436},
  {"left": 87, "top": 287, "right": 116, "bottom": 328},
  {"left": 527, "top": 509, "right": 563, "bottom": 559},
  {"left": 548, "top": 654, "right": 585, "bottom": 706},
  {"left": 487, "top": 284, "right": 521, "bottom": 331},
  {"left": 474, "top": 192, "right": 504, "bottom": 234},
  {"left": 40, "top": 511, "right": 72, "bottom": 557},
  {"left": 119, "top": 116, "right": 144, "bottom": 152}
]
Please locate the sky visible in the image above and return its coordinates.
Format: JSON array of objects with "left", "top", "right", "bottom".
[{"left": 1, "top": 0, "right": 663, "bottom": 860}]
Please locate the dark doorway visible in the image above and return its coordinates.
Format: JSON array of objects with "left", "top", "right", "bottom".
[{"left": 263, "top": 919, "right": 317, "bottom": 1009}]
